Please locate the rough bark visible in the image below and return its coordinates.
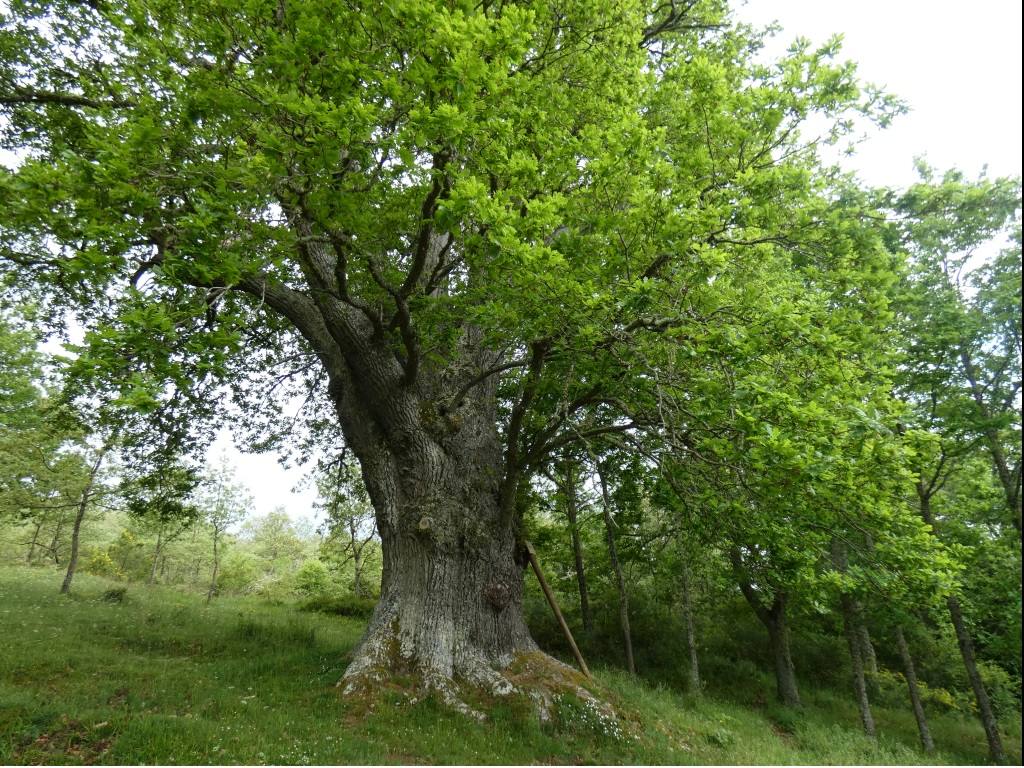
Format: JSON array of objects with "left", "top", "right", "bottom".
[
  {"left": 896, "top": 625, "right": 934, "bottom": 753},
  {"left": 832, "top": 539, "right": 876, "bottom": 739},
  {"left": 680, "top": 559, "right": 702, "bottom": 694},
  {"left": 337, "top": 371, "right": 543, "bottom": 712},
  {"left": 596, "top": 463, "right": 636, "bottom": 675},
  {"left": 560, "top": 461, "right": 593, "bottom": 634},
  {"left": 947, "top": 594, "right": 1005, "bottom": 764},
  {"left": 60, "top": 448, "right": 107, "bottom": 595},
  {"left": 858, "top": 625, "right": 878, "bottom": 677}
]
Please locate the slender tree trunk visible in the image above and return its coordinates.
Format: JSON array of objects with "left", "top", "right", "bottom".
[
  {"left": 960, "top": 349, "right": 1022, "bottom": 537},
  {"left": 832, "top": 539, "right": 876, "bottom": 739},
  {"left": 858, "top": 625, "right": 878, "bottom": 676},
  {"left": 49, "top": 507, "right": 68, "bottom": 564},
  {"left": 561, "top": 461, "right": 593, "bottom": 634},
  {"left": 60, "top": 448, "right": 107, "bottom": 595},
  {"left": 680, "top": 559, "right": 701, "bottom": 694},
  {"left": 26, "top": 520, "right": 43, "bottom": 563},
  {"left": 206, "top": 527, "right": 220, "bottom": 605},
  {"left": 896, "top": 625, "right": 935, "bottom": 753},
  {"left": 917, "top": 485, "right": 1005, "bottom": 763},
  {"left": 596, "top": 463, "right": 635, "bottom": 675},
  {"left": 947, "top": 594, "right": 1005, "bottom": 763},
  {"left": 148, "top": 528, "right": 164, "bottom": 585},
  {"left": 348, "top": 517, "right": 366, "bottom": 598}
]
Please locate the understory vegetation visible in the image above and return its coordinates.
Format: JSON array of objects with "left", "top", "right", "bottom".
[{"left": 1, "top": 566, "right": 1020, "bottom": 765}]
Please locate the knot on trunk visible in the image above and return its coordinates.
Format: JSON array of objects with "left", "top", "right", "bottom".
[{"left": 483, "top": 580, "right": 512, "bottom": 611}]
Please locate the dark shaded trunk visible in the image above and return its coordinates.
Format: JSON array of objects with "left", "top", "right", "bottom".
[
  {"left": 947, "top": 594, "right": 1004, "bottom": 763},
  {"left": 596, "top": 463, "right": 635, "bottom": 675},
  {"left": 60, "top": 448, "right": 106, "bottom": 595},
  {"left": 832, "top": 539, "right": 876, "bottom": 739},
  {"left": 731, "top": 549, "right": 800, "bottom": 706},
  {"left": 765, "top": 604, "right": 801, "bottom": 707},
  {"left": 896, "top": 625, "right": 934, "bottom": 753},
  {"left": 561, "top": 461, "right": 593, "bottom": 634},
  {"left": 917, "top": 484, "right": 1005, "bottom": 763},
  {"left": 680, "top": 559, "right": 701, "bottom": 694}
]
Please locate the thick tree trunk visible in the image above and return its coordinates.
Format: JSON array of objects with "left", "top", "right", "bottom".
[
  {"left": 561, "top": 461, "right": 593, "bottom": 634},
  {"left": 765, "top": 607, "right": 801, "bottom": 707},
  {"left": 832, "top": 539, "right": 876, "bottom": 739},
  {"left": 896, "top": 625, "right": 935, "bottom": 753},
  {"left": 680, "top": 559, "right": 701, "bottom": 694},
  {"left": 60, "top": 448, "right": 106, "bottom": 595},
  {"left": 947, "top": 594, "right": 1005, "bottom": 763},
  {"left": 596, "top": 463, "right": 636, "bottom": 675},
  {"left": 338, "top": 413, "right": 541, "bottom": 710}
]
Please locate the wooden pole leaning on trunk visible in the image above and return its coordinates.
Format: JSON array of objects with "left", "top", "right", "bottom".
[{"left": 524, "top": 540, "right": 592, "bottom": 680}]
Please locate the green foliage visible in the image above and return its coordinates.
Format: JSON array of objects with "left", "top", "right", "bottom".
[{"left": 299, "top": 592, "right": 378, "bottom": 620}]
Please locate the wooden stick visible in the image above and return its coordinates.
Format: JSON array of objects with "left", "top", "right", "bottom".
[{"left": 525, "top": 540, "right": 592, "bottom": 679}]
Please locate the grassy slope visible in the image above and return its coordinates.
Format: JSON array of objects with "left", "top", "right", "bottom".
[{"left": 0, "top": 566, "right": 1019, "bottom": 765}]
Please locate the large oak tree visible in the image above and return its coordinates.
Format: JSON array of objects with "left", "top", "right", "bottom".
[{"left": 1, "top": 0, "right": 899, "bottom": 702}]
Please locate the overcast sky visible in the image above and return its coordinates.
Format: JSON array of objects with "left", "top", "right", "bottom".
[{"left": 199, "top": 1, "right": 1022, "bottom": 522}]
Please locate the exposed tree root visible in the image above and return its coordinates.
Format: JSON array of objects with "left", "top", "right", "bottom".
[{"left": 340, "top": 646, "right": 609, "bottom": 725}]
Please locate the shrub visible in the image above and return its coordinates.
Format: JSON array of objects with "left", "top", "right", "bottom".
[
  {"left": 299, "top": 593, "right": 377, "bottom": 619},
  {"left": 83, "top": 550, "right": 126, "bottom": 580},
  {"left": 294, "top": 558, "right": 333, "bottom": 599},
  {"left": 101, "top": 587, "right": 128, "bottom": 603}
]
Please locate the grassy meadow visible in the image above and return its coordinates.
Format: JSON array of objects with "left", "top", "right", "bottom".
[{"left": 0, "top": 565, "right": 1020, "bottom": 765}]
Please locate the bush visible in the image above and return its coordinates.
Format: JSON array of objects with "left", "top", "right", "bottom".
[
  {"left": 299, "top": 592, "right": 377, "bottom": 619},
  {"left": 83, "top": 550, "right": 126, "bottom": 580},
  {"left": 101, "top": 587, "right": 128, "bottom": 603},
  {"left": 978, "top": 660, "right": 1022, "bottom": 721},
  {"left": 294, "top": 558, "right": 333, "bottom": 599}
]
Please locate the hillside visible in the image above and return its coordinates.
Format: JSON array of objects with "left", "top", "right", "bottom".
[{"left": 0, "top": 566, "right": 1019, "bottom": 765}]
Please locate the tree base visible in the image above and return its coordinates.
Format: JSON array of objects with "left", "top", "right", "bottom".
[{"left": 340, "top": 648, "right": 601, "bottom": 723}]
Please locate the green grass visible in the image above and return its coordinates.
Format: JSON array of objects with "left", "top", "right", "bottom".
[{"left": 0, "top": 565, "right": 1019, "bottom": 765}]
